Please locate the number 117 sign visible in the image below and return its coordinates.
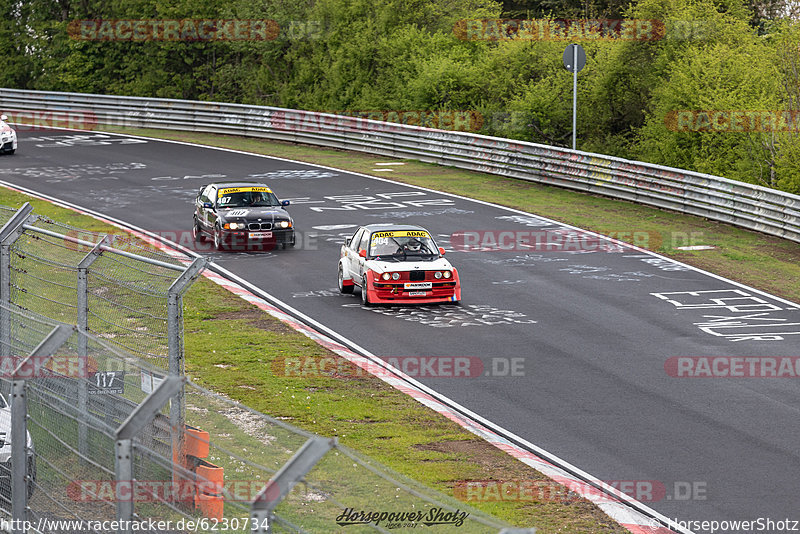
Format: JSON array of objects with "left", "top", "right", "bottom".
[{"left": 88, "top": 370, "right": 125, "bottom": 395}]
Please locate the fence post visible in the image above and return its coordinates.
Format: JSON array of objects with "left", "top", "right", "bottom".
[
  {"left": 115, "top": 375, "right": 185, "bottom": 534},
  {"left": 166, "top": 258, "right": 205, "bottom": 486},
  {"left": 0, "top": 203, "right": 35, "bottom": 361},
  {"left": 10, "top": 324, "right": 74, "bottom": 533},
  {"left": 77, "top": 235, "right": 109, "bottom": 460},
  {"left": 250, "top": 436, "right": 336, "bottom": 533}
]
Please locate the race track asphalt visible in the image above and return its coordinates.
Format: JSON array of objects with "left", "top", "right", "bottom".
[{"left": 2, "top": 129, "right": 798, "bottom": 532}]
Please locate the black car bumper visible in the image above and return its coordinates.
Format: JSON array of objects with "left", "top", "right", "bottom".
[{"left": 219, "top": 229, "right": 295, "bottom": 250}]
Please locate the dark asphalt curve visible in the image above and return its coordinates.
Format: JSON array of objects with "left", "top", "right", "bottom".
[{"left": 2, "top": 130, "right": 798, "bottom": 532}]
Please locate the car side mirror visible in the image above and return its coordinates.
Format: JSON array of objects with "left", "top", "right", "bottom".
[
  {"left": 439, "top": 247, "right": 446, "bottom": 256},
  {"left": 345, "top": 237, "right": 352, "bottom": 246},
  {"left": 281, "top": 200, "right": 290, "bottom": 207},
  {"left": 358, "top": 249, "right": 367, "bottom": 258},
  {"left": 203, "top": 202, "right": 214, "bottom": 209}
]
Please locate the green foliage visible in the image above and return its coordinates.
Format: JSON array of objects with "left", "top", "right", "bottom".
[{"left": 4, "top": 0, "right": 800, "bottom": 192}]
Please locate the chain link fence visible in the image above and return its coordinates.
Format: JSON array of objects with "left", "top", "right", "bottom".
[{"left": 0, "top": 203, "right": 526, "bottom": 533}]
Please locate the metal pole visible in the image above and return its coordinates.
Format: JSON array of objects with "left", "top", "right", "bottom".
[
  {"left": 572, "top": 45, "right": 578, "bottom": 151},
  {"left": 0, "top": 204, "right": 35, "bottom": 364},
  {"left": 10, "top": 324, "right": 74, "bottom": 533},
  {"left": 250, "top": 436, "right": 336, "bottom": 533},
  {"left": 115, "top": 438, "right": 133, "bottom": 534},
  {"left": 166, "top": 258, "right": 205, "bottom": 494},
  {"left": 115, "top": 375, "right": 185, "bottom": 534},
  {"left": 77, "top": 236, "right": 108, "bottom": 460}
]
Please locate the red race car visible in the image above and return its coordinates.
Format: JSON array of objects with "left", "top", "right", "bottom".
[{"left": 338, "top": 224, "right": 461, "bottom": 306}]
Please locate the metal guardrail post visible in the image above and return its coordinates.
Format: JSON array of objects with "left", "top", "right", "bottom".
[
  {"left": 77, "top": 235, "right": 109, "bottom": 460},
  {"left": 250, "top": 436, "right": 336, "bottom": 533},
  {"left": 166, "top": 258, "right": 205, "bottom": 489},
  {"left": 114, "top": 375, "right": 185, "bottom": 534},
  {"left": 10, "top": 324, "right": 75, "bottom": 533},
  {"left": 0, "top": 203, "right": 35, "bottom": 362}
]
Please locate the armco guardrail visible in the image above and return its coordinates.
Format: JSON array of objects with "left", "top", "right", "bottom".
[{"left": 2, "top": 87, "right": 799, "bottom": 244}]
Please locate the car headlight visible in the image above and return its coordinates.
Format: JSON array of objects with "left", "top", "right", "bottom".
[
  {"left": 443, "top": 271, "right": 452, "bottom": 279},
  {"left": 434, "top": 271, "right": 443, "bottom": 279},
  {"left": 224, "top": 222, "right": 244, "bottom": 230},
  {"left": 391, "top": 272, "right": 400, "bottom": 280},
  {"left": 279, "top": 220, "right": 291, "bottom": 228},
  {"left": 382, "top": 273, "right": 391, "bottom": 281}
]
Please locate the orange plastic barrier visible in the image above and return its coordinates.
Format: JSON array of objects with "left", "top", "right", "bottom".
[{"left": 183, "top": 425, "right": 224, "bottom": 520}]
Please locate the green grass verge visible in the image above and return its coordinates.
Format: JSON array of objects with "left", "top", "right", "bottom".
[
  {"left": 0, "top": 186, "right": 622, "bottom": 532},
  {"left": 7, "top": 123, "right": 800, "bottom": 533}
]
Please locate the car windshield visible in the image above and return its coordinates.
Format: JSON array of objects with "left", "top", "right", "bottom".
[
  {"left": 218, "top": 187, "right": 281, "bottom": 208},
  {"left": 369, "top": 230, "right": 438, "bottom": 261}
]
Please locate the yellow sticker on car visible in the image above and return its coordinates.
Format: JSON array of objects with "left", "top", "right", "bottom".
[
  {"left": 370, "top": 230, "right": 430, "bottom": 244},
  {"left": 218, "top": 186, "right": 272, "bottom": 197}
]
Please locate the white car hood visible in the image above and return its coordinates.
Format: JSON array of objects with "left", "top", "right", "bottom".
[{"left": 365, "top": 257, "right": 453, "bottom": 273}]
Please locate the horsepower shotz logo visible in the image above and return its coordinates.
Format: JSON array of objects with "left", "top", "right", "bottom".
[{"left": 336, "top": 507, "right": 469, "bottom": 527}]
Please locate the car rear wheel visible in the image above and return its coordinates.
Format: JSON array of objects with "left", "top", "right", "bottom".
[
  {"left": 360, "top": 276, "right": 372, "bottom": 306},
  {"left": 338, "top": 265, "right": 354, "bottom": 294}
]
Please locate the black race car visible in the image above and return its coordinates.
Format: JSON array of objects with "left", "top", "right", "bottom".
[{"left": 192, "top": 182, "right": 295, "bottom": 251}]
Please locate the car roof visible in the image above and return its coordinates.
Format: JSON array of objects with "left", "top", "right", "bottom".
[{"left": 361, "top": 224, "right": 429, "bottom": 233}]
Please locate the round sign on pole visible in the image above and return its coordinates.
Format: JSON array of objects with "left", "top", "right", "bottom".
[{"left": 563, "top": 43, "right": 586, "bottom": 73}]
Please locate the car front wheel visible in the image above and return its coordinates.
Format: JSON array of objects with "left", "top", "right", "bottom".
[
  {"left": 213, "top": 225, "right": 225, "bottom": 251},
  {"left": 192, "top": 218, "right": 204, "bottom": 242},
  {"left": 360, "top": 276, "right": 372, "bottom": 306}
]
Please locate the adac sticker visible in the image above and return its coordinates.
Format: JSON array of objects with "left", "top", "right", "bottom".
[
  {"left": 218, "top": 186, "right": 272, "bottom": 197},
  {"left": 371, "top": 230, "right": 430, "bottom": 243}
]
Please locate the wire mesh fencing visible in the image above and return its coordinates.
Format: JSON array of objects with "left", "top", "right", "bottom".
[
  {"left": 0, "top": 305, "right": 517, "bottom": 533},
  {"left": 0, "top": 203, "right": 526, "bottom": 533},
  {"left": 4, "top": 210, "right": 192, "bottom": 371}
]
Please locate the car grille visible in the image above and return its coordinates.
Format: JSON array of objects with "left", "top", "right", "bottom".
[
  {"left": 408, "top": 271, "right": 426, "bottom": 281},
  {"left": 248, "top": 222, "right": 272, "bottom": 231}
]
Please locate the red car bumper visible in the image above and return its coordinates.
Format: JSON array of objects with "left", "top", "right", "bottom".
[{"left": 364, "top": 270, "right": 461, "bottom": 304}]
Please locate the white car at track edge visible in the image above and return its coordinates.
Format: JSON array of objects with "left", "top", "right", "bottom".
[{"left": 338, "top": 223, "right": 461, "bottom": 306}]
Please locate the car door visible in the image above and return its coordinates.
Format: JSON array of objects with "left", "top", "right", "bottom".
[
  {"left": 343, "top": 228, "right": 364, "bottom": 279},
  {"left": 203, "top": 185, "right": 218, "bottom": 231},
  {"left": 355, "top": 230, "right": 371, "bottom": 279},
  {"left": 195, "top": 186, "right": 209, "bottom": 229}
]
